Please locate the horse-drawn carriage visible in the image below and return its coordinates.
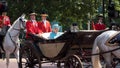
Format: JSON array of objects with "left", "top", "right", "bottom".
[
  {"left": 19, "top": 30, "right": 105, "bottom": 68},
  {"left": 0, "top": 15, "right": 120, "bottom": 68}
]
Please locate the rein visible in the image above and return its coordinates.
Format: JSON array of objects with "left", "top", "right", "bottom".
[
  {"left": 8, "top": 33, "right": 18, "bottom": 53},
  {"left": 8, "top": 18, "right": 25, "bottom": 53},
  {"left": 13, "top": 28, "right": 21, "bottom": 31},
  {"left": 85, "top": 47, "right": 120, "bottom": 56}
]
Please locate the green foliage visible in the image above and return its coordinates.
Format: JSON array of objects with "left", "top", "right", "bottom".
[
  {"left": 6, "top": 0, "right": 120, "bottom": 30},
  {"left": 113, "top": 0, "right": 120, "bottom": 11}
]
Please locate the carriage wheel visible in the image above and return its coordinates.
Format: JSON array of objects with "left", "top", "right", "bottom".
[
  {"left": 19, "top": 43, "right": 41, "bottom": 68},
  {"left": 64, "top": 54, "right": 83, "bottom": 68}
]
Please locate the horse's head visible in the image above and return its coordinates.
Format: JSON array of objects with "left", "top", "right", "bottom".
[
  {"left": 19, "top": 14, "right": 27, "bottom": 29},
  {"left": 9, "top": 14, "right": 27, "bottom": 33}
]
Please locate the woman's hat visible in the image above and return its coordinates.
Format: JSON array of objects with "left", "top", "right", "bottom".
[
  {"left": 98, "top": 14, "right": 103, "bottom": 18},
  {"left": 72, "top": 23, "right": 78, "bottom": 26},
  {"left": 52, "top": 23, "right": 60, "bottom": 29},
  {"left": 29, "top": 11, "right": 37, "bottom": 15},
  {"left": 40, "top": 12, "right": 48, "bottom": 17}
]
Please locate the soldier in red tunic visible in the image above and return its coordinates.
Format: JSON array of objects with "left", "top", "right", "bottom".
[
  {"left": 94, "top": 14, "right": 106, "bottom": 30},
  {"left": 0, "top": 10, "right": 11, "bottom": 56},
  {"left": 26, "top": 11, "right": 42, "bottom": 39},
  {"left": 38, "top": 12, "right": 52, "bottom": 33},
  {"left": 0, "top": 10, "right": 11, "bottom": 28}
]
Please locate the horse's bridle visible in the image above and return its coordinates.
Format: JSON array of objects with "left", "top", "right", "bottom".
[
  {"left": 19, "top": 18, "right": 26, "bottom": 29},
  {"left": 13, "top": 18, "right": 26, "bottom": 31},
  {"left": 8, "top": 18, "right": 26, "bottom": 53}
]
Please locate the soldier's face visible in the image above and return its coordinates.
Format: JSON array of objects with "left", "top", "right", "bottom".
[
  {"left": 99, "top": 18, "right": 103, "bottom": 22},
  {"left": 41, "top": 16, "right": 47, "bottom": 20},
  {"left": 30, "top": 15, "right": 36, "bottom": 20},
  {"left": 2, "top": 12, "right": 7, "bottom": 16}
]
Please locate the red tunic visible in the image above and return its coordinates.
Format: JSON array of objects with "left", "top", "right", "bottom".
[
  {"left": 0, "top": 16, "right": 11, "bottom": 28},
  {"left": 26, "top": 20, "right": 42, "bottom": 38},
  {"left": 94, "top": 23, "right": 106, "bottom": 30},
  {"left": 38, "top": 20, "right": 52, "bottom": 33}
]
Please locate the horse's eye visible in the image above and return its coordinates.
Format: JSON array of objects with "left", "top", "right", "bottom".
[{"left": 19, "top": 18, "right": 22, "bottom": 21}]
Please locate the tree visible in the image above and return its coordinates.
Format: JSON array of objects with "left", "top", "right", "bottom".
[
  {"left": 6, "top": 0, "right": 120, "bottom": 30},
  {"left": 108, "top": 2, "right": 115, "bottom": 18}
]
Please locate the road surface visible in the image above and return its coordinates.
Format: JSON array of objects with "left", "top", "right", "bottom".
[
  {"left": 0, "top": 58, "right": 58, "bottom": 68},
  {"left": 0, "top": 58, "right": 120, "bottom": 68}
]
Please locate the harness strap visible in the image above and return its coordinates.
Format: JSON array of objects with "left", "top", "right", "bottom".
[
  {"left": 13, "top": 27, "right": 21, "bottom": 31},
  {"left": 86, "top": 47, "right": 120, "bottom": 56},
  {"left": 9, "top": 33, "right": 17, "bottom": 53}
]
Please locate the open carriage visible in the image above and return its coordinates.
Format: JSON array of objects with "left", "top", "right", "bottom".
[{"left": 19, "top": 30, "right": 106, "bottom": 68}]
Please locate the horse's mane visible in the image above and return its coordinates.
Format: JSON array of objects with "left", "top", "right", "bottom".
[{"left": 7, "top": 17, "right": 20, "bottom": 32}]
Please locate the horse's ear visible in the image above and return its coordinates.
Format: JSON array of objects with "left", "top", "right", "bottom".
[{"left": 21, "top": 13, "right": 26, "bottom": 18}]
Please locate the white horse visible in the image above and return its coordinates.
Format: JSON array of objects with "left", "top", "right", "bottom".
[
  {"left": 92, "top": 30, "right": 120, "bottom": 68},
  {"left": 3, "top": 14, "right": 27, "bottom": 68}
]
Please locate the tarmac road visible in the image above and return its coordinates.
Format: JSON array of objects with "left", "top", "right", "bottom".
[
  {"left": 0, "top": 58, "right": 18, "bottom": 68},
  {"left": 0, "top": 58, "right": 120, "bottom": 68},
  {"left": 0, "top": 58, "right": 58, "bottom": 68}
]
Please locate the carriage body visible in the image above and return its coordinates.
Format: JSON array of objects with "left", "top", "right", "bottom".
[{"left": 19, "top": 30, "right": 106, "bottom": 68}]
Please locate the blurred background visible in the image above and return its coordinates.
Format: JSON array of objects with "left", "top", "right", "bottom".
[{"left": 0, "top": 0, "right": 120, "bottom": 31}]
